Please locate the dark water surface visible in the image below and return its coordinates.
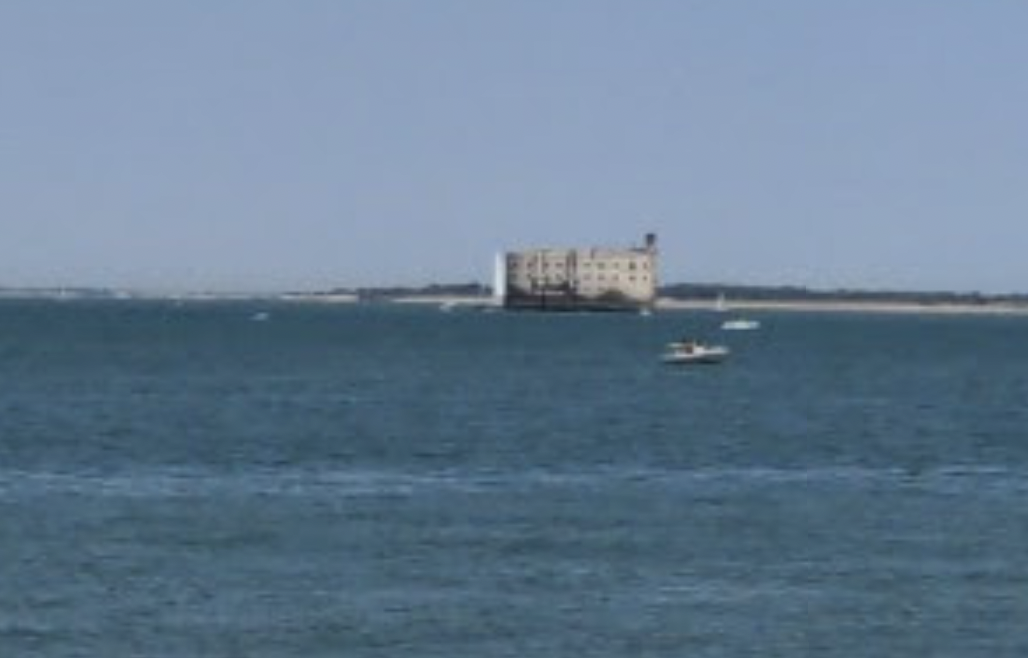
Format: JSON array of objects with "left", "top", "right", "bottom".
[{"left": 2, "top": 301, "right": 1027, "bottom": 656}]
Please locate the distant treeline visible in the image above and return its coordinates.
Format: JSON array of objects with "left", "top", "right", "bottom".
[{"left": 659, "top": 283, "right": 1028, "bottom": 305}]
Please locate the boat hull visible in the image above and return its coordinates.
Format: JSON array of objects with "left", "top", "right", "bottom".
[
  {"left": 721, "top": 320, "right": 760, "bottom": 331},
  {"left": 661, "top": 345, "right": 730, "bottom": 365}
]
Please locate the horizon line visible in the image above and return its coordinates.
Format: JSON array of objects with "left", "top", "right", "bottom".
[{"left": 1, "top": 281, "right": 1027, "bottom": 300}]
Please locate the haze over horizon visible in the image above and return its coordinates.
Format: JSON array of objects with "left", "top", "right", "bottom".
[{"left": 3, "top": 2, "right": 1027, "bottom": 294}]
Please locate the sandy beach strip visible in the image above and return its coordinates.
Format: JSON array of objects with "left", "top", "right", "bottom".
[{"left": 279, "top": 293, "right": 360, "bottom": 304}]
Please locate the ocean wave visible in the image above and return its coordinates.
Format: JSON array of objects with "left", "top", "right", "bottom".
[{"left": 1, "top": 463, "right": 1027, "bottom": 500}]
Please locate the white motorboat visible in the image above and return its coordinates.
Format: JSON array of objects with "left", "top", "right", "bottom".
[
  {"left": 662, "top": 340, "right": 730, "bottom": 365},
  {"left": 721, "top": 318, "right": 760, "bottom": 331}
]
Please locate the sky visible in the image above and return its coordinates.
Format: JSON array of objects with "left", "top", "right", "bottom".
[{"left": 2, "top": 1, "right": 1027, "bottom": 293}]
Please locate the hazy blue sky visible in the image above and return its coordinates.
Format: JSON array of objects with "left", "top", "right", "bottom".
[{"left": 2, "top": 1, "right": 1026, "bottom": 292}]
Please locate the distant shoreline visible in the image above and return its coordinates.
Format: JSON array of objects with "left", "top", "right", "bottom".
[
  {"left": 3, "top": 289, "right": 1028, "bottom": 316},
  {"left": 656, "top": 298, "right": 1028, "bottom": 316},
  {"left": 371, "top": 295, "right": 1028, "bottom": 316}
]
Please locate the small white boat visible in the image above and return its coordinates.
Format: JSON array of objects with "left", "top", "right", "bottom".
[
  {"left": 662, "top": 340, "right": 730, "bottom": 365},
  {"left": 721, "top": 318, "right": 760, "bottom": 331}
]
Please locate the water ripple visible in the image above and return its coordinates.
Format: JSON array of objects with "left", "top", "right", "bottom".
[{"left": 2, "top": 464, "right": 1027, "bottom": 500}]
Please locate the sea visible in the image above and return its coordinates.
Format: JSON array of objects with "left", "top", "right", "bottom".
[{"left": 2, "top": 300, "right": 1027, "bottom": 657}]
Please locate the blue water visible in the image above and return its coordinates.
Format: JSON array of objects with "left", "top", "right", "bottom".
[{"left": 2, "top": 301, "right": 1027, "bottom": 656}]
